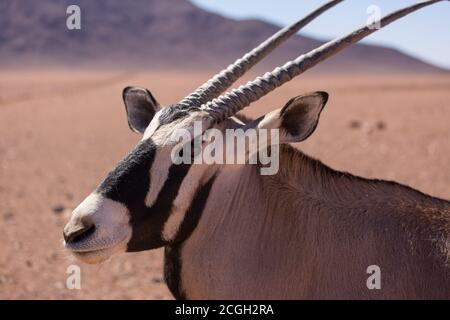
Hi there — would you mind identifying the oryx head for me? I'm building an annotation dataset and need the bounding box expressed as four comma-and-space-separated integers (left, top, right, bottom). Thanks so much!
63, 0, 444, 264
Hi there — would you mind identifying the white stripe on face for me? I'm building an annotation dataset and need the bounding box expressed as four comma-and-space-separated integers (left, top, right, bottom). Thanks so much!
145, 148, 173, 208
161, 165, 203, 241
162, 165, 216, 242
230, 116, 245, 126
142, 110, 162, 140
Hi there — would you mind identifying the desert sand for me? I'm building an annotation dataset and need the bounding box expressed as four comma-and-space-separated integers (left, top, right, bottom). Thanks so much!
0, 70, 449, 299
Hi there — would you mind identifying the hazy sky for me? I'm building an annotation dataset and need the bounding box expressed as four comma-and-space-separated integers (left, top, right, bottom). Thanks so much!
191, 0, 450, 69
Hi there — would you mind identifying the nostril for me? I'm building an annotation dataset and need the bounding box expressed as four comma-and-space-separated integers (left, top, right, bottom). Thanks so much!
64, 224, 96, 244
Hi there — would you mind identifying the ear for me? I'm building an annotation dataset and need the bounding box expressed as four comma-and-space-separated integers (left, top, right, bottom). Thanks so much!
256, 91, 328, 143
122, 86, 160, 133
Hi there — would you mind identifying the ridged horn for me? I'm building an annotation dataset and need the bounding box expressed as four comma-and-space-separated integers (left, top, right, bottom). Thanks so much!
178, 0, 345, 108
200, 0, 446, 122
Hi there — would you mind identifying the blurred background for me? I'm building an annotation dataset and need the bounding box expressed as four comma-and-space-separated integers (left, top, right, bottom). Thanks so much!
0, 0, 449, 299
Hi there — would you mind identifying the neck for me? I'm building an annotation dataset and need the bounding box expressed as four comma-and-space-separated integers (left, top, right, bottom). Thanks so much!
264, 144, 448, 213
170, 144, 450, 299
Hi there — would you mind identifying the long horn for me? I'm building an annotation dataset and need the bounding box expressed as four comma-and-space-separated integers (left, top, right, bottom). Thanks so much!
178, 0, 345, 108
201, 0, 446, 122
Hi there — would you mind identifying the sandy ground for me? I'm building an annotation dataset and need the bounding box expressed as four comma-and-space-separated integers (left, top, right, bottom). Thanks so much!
0, 70, 449, 299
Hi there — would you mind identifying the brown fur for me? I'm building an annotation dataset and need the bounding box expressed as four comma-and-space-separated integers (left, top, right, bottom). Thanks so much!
179, 143, 450, 299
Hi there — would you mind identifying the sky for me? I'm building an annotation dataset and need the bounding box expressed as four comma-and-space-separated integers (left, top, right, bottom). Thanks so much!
190, 0, 450, 69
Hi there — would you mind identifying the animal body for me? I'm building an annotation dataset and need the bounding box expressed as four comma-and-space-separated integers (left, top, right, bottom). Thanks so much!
63, 0, 450, 299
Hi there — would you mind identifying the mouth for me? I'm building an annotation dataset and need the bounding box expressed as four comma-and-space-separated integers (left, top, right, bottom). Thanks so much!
65, 233, 130, 264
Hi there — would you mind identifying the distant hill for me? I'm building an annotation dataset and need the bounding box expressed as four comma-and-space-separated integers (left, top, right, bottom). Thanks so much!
0, 0, 445, 73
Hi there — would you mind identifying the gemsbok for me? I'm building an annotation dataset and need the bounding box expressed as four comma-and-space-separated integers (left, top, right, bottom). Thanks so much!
63, 0, 450, 299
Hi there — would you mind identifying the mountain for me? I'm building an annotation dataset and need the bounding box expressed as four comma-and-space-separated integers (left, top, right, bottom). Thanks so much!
0, 0, 445, 73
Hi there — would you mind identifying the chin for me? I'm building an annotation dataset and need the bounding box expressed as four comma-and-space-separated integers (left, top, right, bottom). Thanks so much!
68, 238, 129, 264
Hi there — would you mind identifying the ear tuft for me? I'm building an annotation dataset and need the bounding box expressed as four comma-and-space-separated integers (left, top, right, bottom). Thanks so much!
280, 91, 329, 142
123, 86, 160, 134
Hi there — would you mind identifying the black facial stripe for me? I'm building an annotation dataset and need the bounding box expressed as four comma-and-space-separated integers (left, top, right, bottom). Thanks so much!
96, 138, 192, 251
97, 140, 156, 204
164, 173, 218, 300
170, 173, 217, 245
96, 135, 211, 252
127, 160, 192, 251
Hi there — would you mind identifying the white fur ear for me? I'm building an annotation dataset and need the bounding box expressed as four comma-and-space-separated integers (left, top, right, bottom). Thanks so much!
257, 91, 328, 143
123, 87, 160, 134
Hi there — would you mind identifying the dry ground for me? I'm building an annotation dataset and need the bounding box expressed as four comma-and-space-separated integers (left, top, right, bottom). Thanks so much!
0, 70, 449, 299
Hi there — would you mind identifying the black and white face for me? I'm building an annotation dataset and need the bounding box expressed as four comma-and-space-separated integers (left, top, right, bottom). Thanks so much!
63, 87, 328, 264
63, 87, 224, 264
